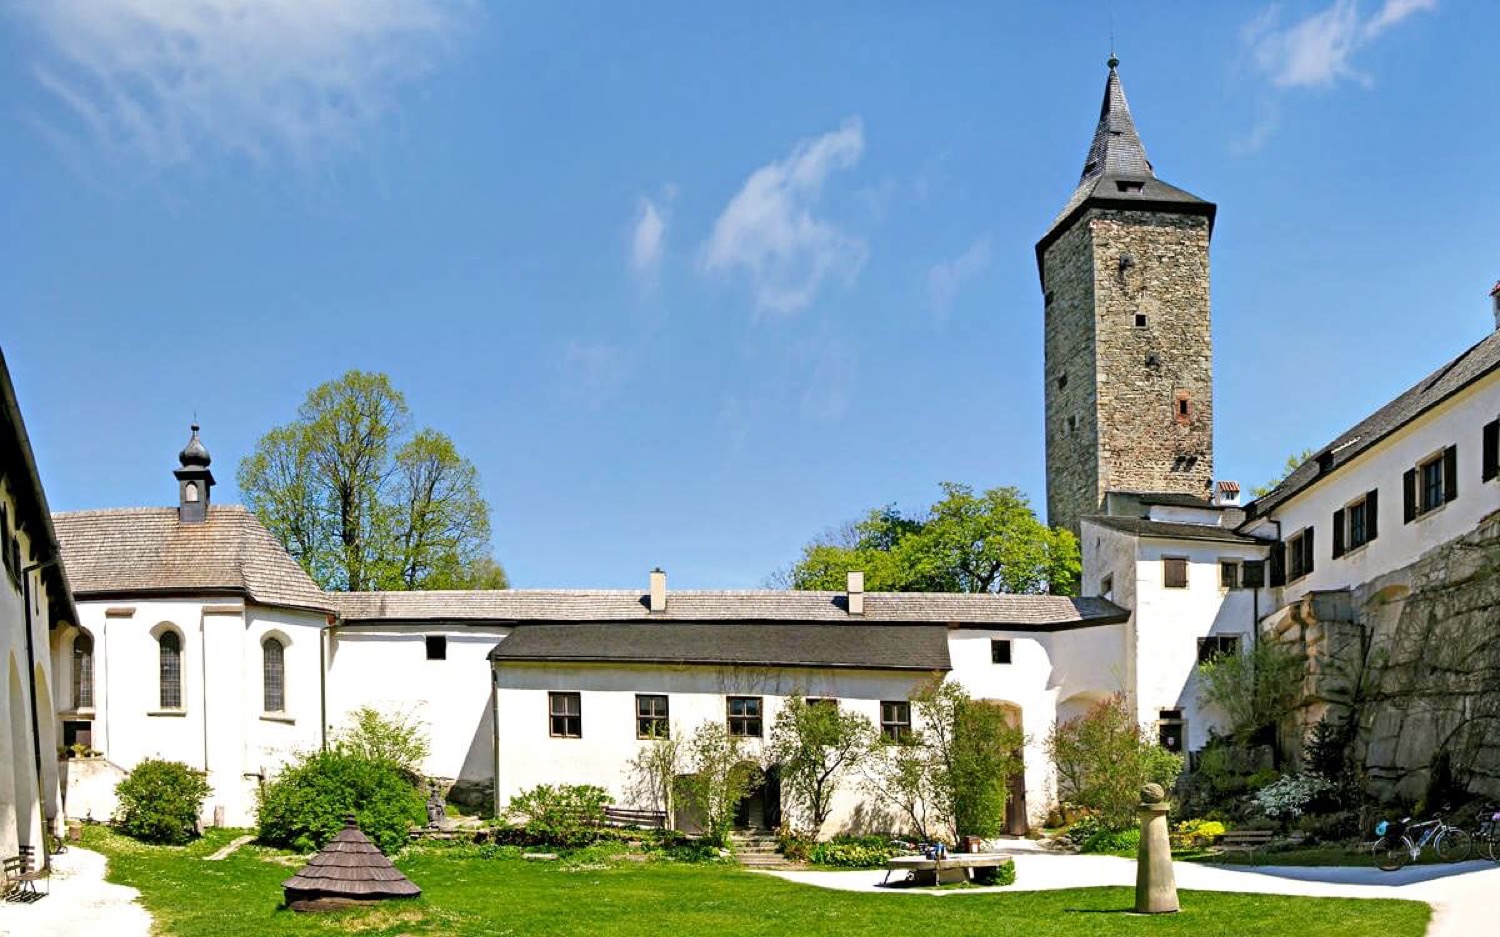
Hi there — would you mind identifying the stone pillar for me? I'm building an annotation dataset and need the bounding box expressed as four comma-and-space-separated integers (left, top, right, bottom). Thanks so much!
1134, 783, 1178, 914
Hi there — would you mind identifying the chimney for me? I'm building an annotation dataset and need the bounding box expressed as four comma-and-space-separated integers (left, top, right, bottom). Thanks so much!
648, 568, 667, 613
1491, 281, 1500, 331
846, 571, 864, 616
1213, 480, 1241, 508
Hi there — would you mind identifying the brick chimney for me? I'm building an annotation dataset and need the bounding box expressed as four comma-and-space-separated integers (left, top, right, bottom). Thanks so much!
846, 571, 865, 616
648, 568, 667, 613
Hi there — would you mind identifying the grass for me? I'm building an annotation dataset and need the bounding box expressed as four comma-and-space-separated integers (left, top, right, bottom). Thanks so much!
81, 826, 1431, 937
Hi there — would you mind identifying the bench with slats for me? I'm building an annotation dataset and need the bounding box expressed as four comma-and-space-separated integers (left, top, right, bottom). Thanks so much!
3, 847, 48, 901
602, 807, 667, 830
1215, 829, 1276, 862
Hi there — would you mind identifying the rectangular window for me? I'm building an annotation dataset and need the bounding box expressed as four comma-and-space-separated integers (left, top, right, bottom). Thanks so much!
549, 692, 581, 738
1197, 635, 1240, 663
1334, 488, 1379, 558
726, 696, 763, 737
1100, 573, 1114, 599
635, 694, 669, 739
1219, 561, 1239, 590
1421, 455, 1444, 513
1242, 559, 1265, 588
880, 701, 912, 742
1163, 557, 1188, 589
425, 635, 447, 660
1483, 418, 1499, 483
990, 639, 1012, 664
805, 697, 838, 710
1158, 710, 1185, 753
1287, 527, 1315, 581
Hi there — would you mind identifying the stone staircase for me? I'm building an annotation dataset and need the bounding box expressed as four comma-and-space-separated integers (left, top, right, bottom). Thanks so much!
728, 831, 795, 869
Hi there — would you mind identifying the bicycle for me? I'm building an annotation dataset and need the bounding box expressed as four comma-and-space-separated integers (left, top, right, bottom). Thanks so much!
1475, 807, 1500, 862
1372, 815, 1473, 870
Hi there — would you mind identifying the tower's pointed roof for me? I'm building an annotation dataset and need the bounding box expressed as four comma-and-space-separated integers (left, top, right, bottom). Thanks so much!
1036, 58, 1214, 272
281, 817, 421, 909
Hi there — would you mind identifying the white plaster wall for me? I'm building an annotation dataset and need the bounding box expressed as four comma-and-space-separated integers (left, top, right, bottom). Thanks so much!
1271, 375, 1500, 607
63, 597, 324, 827
493, 662, 933, 837
326, 625, 509, 788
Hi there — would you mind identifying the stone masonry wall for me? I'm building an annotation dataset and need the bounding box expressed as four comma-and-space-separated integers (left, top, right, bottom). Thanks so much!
1042, 207, 1213, 534
1300, 508, 1500, 802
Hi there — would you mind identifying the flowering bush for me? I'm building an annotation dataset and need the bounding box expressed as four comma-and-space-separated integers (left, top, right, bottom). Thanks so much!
1171, 818, 1227, 849
1253, 774, 1334, 822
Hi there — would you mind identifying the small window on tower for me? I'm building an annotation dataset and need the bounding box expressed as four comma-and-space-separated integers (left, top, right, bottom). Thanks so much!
1057, 373, 1068, 390
1175, 391, 1192, 425
425, 636, 447, 660
1067, 415, 1078, 434
1135, 313, 1148, 328
1116, 180, 1145, 194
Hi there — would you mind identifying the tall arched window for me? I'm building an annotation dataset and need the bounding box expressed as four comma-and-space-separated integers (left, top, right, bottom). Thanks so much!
262, 636, 285, 713
159, 630, 182, 709
72, 632, 94, 710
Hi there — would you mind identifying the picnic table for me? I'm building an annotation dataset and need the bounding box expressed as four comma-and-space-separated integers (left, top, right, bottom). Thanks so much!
883, 852, 1012, 886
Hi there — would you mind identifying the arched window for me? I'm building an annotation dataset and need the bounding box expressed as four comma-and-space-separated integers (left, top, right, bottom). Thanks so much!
72, 632, 94, 710
159, 630, 182, 709
262, 636, 285, 713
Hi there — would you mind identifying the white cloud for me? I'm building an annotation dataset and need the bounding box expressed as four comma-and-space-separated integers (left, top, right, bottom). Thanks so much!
1245, 0, 1436, 90
926, 237, 992, 314
701, 117, 867, 315
631, 196, 667, 278
15, 0, 464, 170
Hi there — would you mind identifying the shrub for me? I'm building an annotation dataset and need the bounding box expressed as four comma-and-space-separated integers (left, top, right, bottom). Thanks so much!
505, 784, 613, 847
1047, 694, 1183, 830
676, 721, 758, 846
1253, 773, 1334, 824
1171, 818, 1226, 850
114, 759, 212, 845
805, 835, 903, 868
335, 705, 431, 776
1080, 826, 1140, 854
257, 749, 426, 854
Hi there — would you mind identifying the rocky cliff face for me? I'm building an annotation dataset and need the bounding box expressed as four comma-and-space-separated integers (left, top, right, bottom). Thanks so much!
1297, 509, 1500, 802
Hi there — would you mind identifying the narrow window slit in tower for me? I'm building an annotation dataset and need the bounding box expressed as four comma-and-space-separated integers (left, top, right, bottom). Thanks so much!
1134, 313, 1148, 328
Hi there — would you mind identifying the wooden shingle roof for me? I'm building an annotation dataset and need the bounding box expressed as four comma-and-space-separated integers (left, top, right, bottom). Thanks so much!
52, 505, 331, 612
281, 819, 420, 908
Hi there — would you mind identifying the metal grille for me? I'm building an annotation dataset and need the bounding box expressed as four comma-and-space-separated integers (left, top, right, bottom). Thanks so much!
159, 631, 182, 709
72, 633, 94, 710
263, 637, 285, 713
549, 692, 581, 738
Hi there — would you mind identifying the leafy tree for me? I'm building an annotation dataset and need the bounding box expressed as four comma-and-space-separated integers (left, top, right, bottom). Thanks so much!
114, 758, 212, 844
1250, 448, 1318, 498
777, 483, 1079, 596
768, 696, 875, 834
335, 705, 432, 776
238, 370, 503, 591
1196, 639, 1306, 745
676, 721, 758, 845
625, 731, 681, 819
1047, 694, 1184, 830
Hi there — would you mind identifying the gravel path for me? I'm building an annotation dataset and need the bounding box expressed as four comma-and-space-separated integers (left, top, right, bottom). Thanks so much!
762, 848, 1500, 937
0, 847, 152, 937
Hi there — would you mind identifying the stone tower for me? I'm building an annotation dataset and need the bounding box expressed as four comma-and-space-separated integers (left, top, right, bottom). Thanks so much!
1037, 59, 1216, 534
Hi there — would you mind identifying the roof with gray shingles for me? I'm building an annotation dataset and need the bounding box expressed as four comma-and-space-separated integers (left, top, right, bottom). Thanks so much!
489, 621, 953, 672
1084, 515, 1270, 546
333, 589, 1128, 628
1249, 329, 1500, 516
52, 505, 331, 612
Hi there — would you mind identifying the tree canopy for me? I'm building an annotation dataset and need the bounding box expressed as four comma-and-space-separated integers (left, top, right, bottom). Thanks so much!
776, 482, 1079, 595
1250, 448, 1318, 498
238, 370, 505, 592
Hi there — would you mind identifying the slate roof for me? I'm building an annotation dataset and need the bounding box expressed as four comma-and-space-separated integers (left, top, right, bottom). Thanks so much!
1249, 329, 1500, 516
52, 505, 331, 612
1084, 515, 1269, 546
1037, 61, 1214, 269
282, 818, 420, 902
334, 589, 1128, 629
489, 621, 953, 672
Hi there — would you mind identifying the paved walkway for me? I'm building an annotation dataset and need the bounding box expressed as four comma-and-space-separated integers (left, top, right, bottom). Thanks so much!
0, 847, 152, 937
762, 844, 1500, 937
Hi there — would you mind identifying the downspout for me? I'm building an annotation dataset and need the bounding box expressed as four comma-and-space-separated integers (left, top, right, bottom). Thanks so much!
320, 617, 332, 752
22, 558, 58, 870
200, 609, 210, 774
490, 661, 501, 820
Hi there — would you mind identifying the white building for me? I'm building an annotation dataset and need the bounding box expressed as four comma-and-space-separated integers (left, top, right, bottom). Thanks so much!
1, 348, 77, 864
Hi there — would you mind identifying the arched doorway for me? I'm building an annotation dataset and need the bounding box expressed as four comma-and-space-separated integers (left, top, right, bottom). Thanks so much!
731, 762, 778, 831
992, 702, 1027, 836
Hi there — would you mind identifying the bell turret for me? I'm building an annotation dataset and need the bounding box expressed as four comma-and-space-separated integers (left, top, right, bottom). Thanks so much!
173, 423, 215, 523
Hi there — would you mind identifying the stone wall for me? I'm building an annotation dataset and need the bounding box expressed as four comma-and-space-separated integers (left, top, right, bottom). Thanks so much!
1041, 207, 1214, 534
1297, 508, 1500, 802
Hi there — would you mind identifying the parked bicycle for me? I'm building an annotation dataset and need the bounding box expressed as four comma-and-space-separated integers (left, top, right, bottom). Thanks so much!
1372, 815, 1472, 871
1475, 806, 1500, 862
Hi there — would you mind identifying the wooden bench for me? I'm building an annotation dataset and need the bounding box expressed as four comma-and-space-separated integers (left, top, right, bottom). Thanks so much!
603, 807, 667, 830
883, 852, 1012, 887
4, 847, 48, 902
1216, 830, 1276, 862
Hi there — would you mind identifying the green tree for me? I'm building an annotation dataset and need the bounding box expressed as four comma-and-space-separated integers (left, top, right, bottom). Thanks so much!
768, 696, 875, 834
1250, 448, 1318, 498
238, 370, 503, 591
1196, 638, 1306, 745
676, 721, 758, 845
778, 483, 1079, 596
335, 705, 432, 776
256, 749, 426, 854
1047, 694, 1184, 830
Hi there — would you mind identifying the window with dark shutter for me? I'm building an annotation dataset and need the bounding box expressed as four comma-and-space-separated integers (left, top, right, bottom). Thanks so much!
1444, 445, 1459, 503
1269, 543, 1286, 587
1243, 560, 1265, 588
1163, 557, 1188, 589
1366, 489, 1379, 541
1304, 526, 1315, 574
1332, 508, 1346, 558
1484, 419, 1500, 482
1403, 468, 1418, 523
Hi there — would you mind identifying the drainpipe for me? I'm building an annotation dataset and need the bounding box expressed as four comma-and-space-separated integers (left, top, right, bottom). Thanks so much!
320, 617, 334, 752
22, 558, 58, 871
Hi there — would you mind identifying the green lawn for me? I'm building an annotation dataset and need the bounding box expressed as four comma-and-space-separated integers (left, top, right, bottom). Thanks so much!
83, 827, 1430, 937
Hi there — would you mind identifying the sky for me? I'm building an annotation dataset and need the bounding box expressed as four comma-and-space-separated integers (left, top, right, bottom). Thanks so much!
2, 1, 1494, 590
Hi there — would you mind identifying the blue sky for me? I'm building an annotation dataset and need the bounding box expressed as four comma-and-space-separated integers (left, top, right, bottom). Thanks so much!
2, 1, 1493, 589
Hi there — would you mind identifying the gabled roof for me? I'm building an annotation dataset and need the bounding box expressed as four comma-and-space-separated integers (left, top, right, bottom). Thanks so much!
334, 589, 1128, 630
1084, 515, 1270, 547
1036, 60, 1214, 270
1248, 328, 1500, 516
52, 505, 331, 612
490, 622, 953, 672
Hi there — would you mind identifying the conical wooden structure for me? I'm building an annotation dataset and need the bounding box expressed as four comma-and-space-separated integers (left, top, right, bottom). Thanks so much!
281, 817, 421, 912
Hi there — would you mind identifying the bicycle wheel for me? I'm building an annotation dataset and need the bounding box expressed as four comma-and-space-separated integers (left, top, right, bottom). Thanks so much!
1374, 836, 1411, 871
1435, 828, 1473, 862
1485, 831, 1500, 862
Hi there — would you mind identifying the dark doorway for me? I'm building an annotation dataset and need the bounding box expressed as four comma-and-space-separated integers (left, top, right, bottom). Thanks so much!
732, 763, 779, 831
